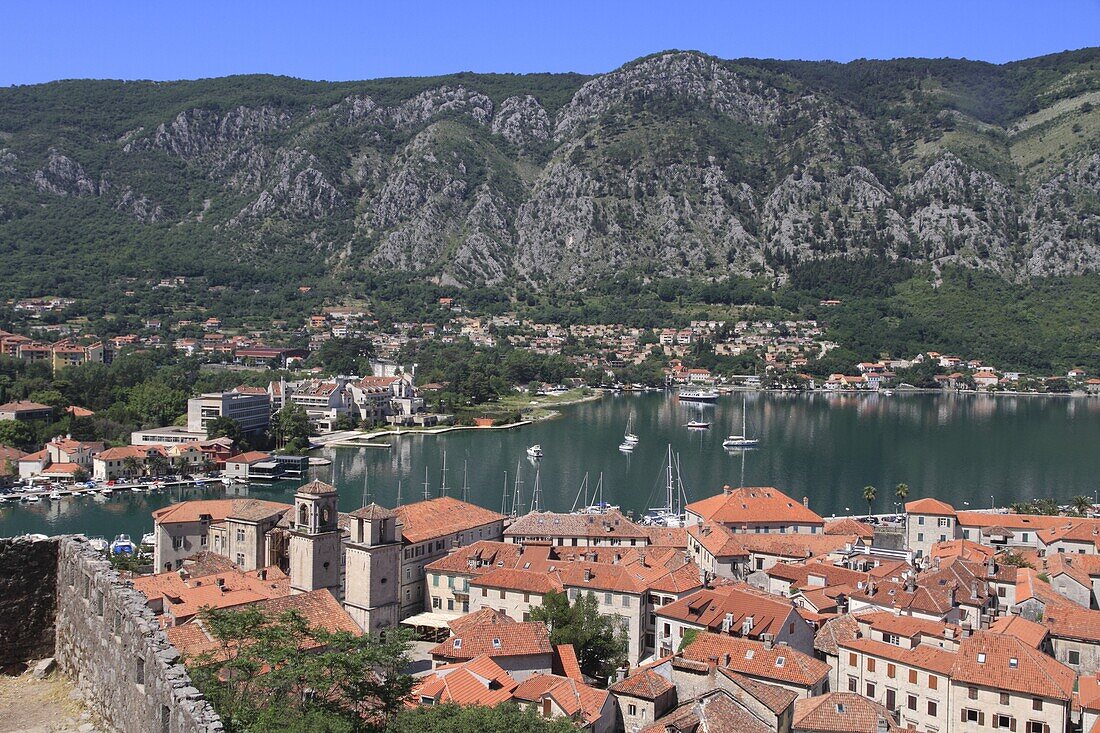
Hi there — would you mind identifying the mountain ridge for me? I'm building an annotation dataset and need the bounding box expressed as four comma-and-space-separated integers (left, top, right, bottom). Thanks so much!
0, 48, 1097, 295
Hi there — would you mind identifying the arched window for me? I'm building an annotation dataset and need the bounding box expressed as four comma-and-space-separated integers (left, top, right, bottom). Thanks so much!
298, 504, 309, 528
321, 507, 331, 526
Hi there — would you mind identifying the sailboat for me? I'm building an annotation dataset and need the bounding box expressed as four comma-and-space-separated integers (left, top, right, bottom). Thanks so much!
641, 445, 690, 527
623, 415, 640, 445
570, 472, 618, 515
723, 394, 760, 448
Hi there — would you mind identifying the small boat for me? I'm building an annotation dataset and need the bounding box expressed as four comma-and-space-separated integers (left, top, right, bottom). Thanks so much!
23, 494, 41, 503
141, 532, 155, 548
678, 387, 719, 403
618, 441, 635, 453
99, 488, 113, 496
685, 420, 710, 429
220, 477, 234, 486
48, 491, 62, 501
110, 534, 136, 555
882, 389, 894, 396
87, 537, 109, 553
526, 445, 544, 459
130, 486, 145, 493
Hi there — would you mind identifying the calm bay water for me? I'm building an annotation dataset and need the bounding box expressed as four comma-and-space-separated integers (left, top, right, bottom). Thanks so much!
5, 391, 1100, 541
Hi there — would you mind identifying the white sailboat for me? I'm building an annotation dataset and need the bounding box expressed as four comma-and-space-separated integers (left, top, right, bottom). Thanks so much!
723, 395, 760, 449
623, 415, 640, 445
641, 445, 690, 527
570, 472, 619, 514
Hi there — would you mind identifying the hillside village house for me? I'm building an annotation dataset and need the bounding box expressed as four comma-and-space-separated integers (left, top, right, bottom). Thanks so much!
685, 485, 826, 534
0, 400, 53, 422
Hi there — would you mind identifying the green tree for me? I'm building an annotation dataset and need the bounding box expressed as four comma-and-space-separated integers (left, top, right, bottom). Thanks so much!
311, 338, 374, 377
0, 420, 36, 450
206, 416, 244, 447
1070, 495, 1093, 516
529, 589, 628, 684
863, 485, 878, 518
389, 703, 577, 733
895, 483, 909, 503
190, 606, 414, 733
122, 456, 143, 478
274, 403, 312, 451
127, 381, 188, 427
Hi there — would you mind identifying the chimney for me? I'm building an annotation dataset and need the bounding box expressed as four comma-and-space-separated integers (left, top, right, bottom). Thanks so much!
961, 620, 972, 637
986, 557, 996, 577
945, 627, 955, 640
723, 484, 733, 495
803, 496, 809, 508
763, 634, 774, 650
723, 653, 732, 667
742, 616, 755, 635
584, 568, 592, 582
258, 569, 267, 581
876, 716, 889, 733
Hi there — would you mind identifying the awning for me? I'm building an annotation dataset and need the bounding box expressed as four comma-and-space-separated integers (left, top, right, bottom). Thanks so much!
400, 611, 460, 629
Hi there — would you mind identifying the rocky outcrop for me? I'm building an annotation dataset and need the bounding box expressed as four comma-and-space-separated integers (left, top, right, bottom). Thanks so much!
1025, 153, 1100, 276
33, 150, 101, 196
491, 95, 551, 148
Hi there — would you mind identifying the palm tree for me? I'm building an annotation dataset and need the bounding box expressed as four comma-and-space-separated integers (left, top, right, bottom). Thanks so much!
895, 483, 909, 502
1071, 495, 1093, 517
863, 485, 878, 519
147, 454, 169, 477
122, 456, 143, 479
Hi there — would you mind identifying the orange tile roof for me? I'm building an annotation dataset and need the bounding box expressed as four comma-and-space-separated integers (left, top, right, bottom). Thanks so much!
656, 583, 797, 638
431, 620, 552, 661
957, 511, 1072, 531
930, 539, 996, 563
905, 497, 956, 515
951, 631, 1075, 700
425, 541, 524, 574
989, 615, 1049, 648
1044, 607, 1100, 644
166, 589, 359, 662
794, 692, 902, 733
397, 496, 505, 544
689, 522, 747, 558
471, 567, 563, 595
839, 637, 955, 675
679, 631, 830, 688
413, 655, 518, 706
505, 509, 648, 541
448, 608, 516, 634
511, 674, 608, 726
554, 644, 584, 683
609, 669, 674, 699
226, 450, 272, 464
686, 486, 824, 526
734, 532, 856, 560
154, 499, 290, 525
825, 517, 874, 540
641, 688, 774, 733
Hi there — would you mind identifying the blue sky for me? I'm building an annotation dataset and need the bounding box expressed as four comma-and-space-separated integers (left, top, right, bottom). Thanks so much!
1, 1, 1097, 85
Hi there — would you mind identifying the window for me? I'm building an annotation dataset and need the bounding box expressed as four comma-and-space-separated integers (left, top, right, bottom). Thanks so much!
918, 516, 926, 525
907, 695, 917, 711
927, 701, 937, 717
887, 663, 896, 678
432, 598, 441, 609
235, 553, 244, 566
498, 589, 505, 600
236, 528, 245, 542
909, 670, 918, 684
886, 689, 896, 711
1000, 693, 1010, 705
969, 687, 978, 700
866, 682, 876, 698
928, 675, 938, 690
628, 704, 637, 716
849, 652, 857, 666
918, 533, 924, 542
172, 537, 183, 550
1032, 699, 1043, 712
200, 535, 207, 547
1009, 657, 1018, 669
993, 714, 1013, 730
624, 595, 631, 608
135, 656, 145, 686
605, 592, 613, 605
867, 658, 875, 672
1069, 650, 1081, 665
964, 709, 981, 723
1027, 723, 1044, 733
432, 575, 439, 587
848, 676, 858, 692
884, 633, 901, 646
938, 517, 950, 527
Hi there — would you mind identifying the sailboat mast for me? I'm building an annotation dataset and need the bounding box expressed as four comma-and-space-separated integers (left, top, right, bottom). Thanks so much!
440, 450, 448, 497
571, 472, 589, 513
511, 460, 524, 517
532, 466, 542, 513
462, 459, 469, 503
396, 479, 403, 507
665, 444, 674, 512
422, 466, 430, 501
501, 471, 509, 515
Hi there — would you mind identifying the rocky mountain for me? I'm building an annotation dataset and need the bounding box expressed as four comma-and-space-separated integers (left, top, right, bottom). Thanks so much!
0, 49, 1097, 294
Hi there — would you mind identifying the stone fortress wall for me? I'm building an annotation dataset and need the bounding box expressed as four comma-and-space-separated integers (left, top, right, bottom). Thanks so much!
0, 536, 224, 733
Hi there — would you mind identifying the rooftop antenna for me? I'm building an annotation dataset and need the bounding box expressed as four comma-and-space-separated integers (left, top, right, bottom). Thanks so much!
461, 459, 469, 503
422, 465, 431, 501
440, 450, 449, 497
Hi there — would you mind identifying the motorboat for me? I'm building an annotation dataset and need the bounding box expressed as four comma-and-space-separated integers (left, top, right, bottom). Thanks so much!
110, 534, 136, 555
87, 537, 109, 553
48, 491, 62, 501
220, 477, 234, 486
678, 386, 719, 403
141, 532, 155, 548
685, 420, 710, 429
526, 445, 544, 459
23, 494, 41, 503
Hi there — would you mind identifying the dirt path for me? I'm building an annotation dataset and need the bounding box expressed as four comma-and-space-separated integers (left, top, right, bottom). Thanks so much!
0, 667, 107, 733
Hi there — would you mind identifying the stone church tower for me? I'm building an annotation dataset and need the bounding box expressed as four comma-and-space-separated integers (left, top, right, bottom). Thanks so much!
289, 479, 343, 595
343, 503, 401, 633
